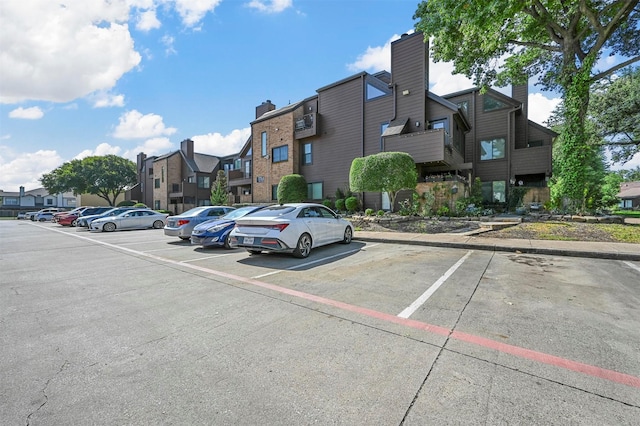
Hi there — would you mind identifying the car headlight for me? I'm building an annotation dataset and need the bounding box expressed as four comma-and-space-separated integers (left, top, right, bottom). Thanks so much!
207, 224, 227, 232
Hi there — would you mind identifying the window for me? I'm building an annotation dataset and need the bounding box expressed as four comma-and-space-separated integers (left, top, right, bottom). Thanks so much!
161, 166, 165, 183
380, 122, 389, 151
307, 182, 323, 200
456, 100, 469, 117
154, 200, 161, 209
234, 159, 241, 169
527, 140, 543, 148
302, 143, 312, 165
154, 179, 160, 188
261, 131, 267, 157
198, 176, 210, 189
272, 145, 288, 163
620, 199, 632, 209
245, 160, 251, 177
481, 181, 506, 203
366, 82, 388, 100
480, 138, 506, 160
483, 95, 508, 112
148, 167, 153, 176
271, 184, 278, 200
428, 118, 448, 131
4, 198, 18, 205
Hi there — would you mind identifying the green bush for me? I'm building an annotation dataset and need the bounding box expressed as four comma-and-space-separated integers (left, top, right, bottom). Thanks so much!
377, 210, 385, 216
133, 202, 148, 208
345, 196, 359, 213
436, 205, 450, 216
335, 198, 345, 212
322, 199, 333, 209
117, 200, 137, 207
277, 174, 307, 203
365, 208, 374, 216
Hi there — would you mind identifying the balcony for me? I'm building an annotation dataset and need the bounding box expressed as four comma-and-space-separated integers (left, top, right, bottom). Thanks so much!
384, 129, 451, 164
227, 169, 252, 186
511, 145, 552, 175
294, 113, 318, 139
168, 182, 196, 198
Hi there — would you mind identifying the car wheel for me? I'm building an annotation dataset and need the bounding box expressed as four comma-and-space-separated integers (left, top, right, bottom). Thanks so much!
293, 233, 312, 258
71, 219, 77, 227
247, 250, 262, 255
341, 226, 353, 244
223, 233, 232, 249
103, 222, 116, 232
153, 220, 164, 229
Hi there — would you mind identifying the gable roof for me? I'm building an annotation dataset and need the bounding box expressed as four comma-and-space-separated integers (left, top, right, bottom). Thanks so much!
618, 181, 640, 198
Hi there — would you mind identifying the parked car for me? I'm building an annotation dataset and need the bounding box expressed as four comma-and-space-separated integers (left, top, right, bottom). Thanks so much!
90, 209, 169, 232
53, 206, 92, 223
190, 205, 269, 249
76, 207, 142, 229
229, 203, 354, 258
23, 211, 39, 220
164, 206, 236, 240
57, 207, 113, 227
31, 208, 64, 221
17, 211, 37, 220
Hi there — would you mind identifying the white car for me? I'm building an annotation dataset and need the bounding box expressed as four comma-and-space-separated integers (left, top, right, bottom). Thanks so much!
90, 209, 169, 232
229, 203, 353, 258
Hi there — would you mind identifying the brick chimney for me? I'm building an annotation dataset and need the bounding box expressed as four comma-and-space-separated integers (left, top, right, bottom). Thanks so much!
512, 82, 528, 118
256, 100, 276, 119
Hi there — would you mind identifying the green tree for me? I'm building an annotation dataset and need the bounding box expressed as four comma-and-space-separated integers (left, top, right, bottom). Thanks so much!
210, 170, 229, 205
601, 172, 623, 209
349, 152, 418, 212
414, 0, 640, 212
40, 155, 136, 206
589, 67, 640, 164
277, 174, 307, 203
616, 166, 640, 181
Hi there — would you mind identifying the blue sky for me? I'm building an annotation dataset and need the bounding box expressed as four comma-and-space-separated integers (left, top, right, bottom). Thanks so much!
1, 0, 634, 193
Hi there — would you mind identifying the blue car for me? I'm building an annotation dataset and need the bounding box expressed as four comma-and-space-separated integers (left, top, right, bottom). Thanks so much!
190, 205, 268, 248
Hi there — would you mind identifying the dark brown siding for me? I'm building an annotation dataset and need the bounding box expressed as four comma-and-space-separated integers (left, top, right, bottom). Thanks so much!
384, 130, 445, 163
391, 32, 428, 132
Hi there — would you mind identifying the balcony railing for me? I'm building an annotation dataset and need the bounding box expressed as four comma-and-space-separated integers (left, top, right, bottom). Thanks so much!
294, 112, 318, 139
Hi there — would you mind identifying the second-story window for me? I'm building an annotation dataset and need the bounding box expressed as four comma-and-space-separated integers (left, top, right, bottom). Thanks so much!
245, 160, 251, 177
302, 143, 312, 165
261, 131, 267, 157
272, 145, 288, 163
480, 137, 506, 160
198, 176, 210, 189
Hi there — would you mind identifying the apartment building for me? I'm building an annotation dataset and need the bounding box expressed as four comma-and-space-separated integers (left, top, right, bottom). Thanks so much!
250, 31, 556, 211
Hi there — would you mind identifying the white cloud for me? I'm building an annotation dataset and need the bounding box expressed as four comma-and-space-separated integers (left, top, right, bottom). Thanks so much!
113, 110, 177, 139
527, 93, 562, 126
245, 0, 292, 13
74, 143, 123, 160
136, 9, 161, 31
91, 92, 126, 108
173, 0, 223, 26
192, 128, 251, 156
161, 35, 177, 56
0, 148, 63, 192
0, 0, 141, 104
123, 137, 175, 160
8, 106, 44, 119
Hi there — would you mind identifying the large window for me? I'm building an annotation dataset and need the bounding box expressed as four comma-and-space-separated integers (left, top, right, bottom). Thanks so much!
154, 178, 160, 188
483, 95, 508, 112
302, 143, 312, 165
271, 184, 278, 200
261, 131, 267, 157
480, 138, 506, 160
198, 176, 210, 189
272, 145, 288, 163
307, 182, 323, 200
245, 160, 251, 177
481, 181, 506, 203
366, 82, 388, 100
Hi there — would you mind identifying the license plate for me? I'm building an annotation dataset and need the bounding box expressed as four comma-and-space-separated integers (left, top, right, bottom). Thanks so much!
243, 237, 254, 244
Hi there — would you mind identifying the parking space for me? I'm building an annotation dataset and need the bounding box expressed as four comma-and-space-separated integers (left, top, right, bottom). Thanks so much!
2, 220, 639, 424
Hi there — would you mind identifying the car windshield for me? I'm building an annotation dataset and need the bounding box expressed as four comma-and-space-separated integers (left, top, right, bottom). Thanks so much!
180, 206, 212, 216
221, 206, 264, 220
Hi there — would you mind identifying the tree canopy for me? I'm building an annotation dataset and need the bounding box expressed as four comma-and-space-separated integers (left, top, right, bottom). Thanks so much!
277, 174, 308, 203
589, 66, 640, 164
349, 152, 418, 212
414, 0, 640, 212
40, 155, 136, 206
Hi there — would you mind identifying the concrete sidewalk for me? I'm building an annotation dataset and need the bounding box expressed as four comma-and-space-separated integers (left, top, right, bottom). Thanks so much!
354, 230, 640, 261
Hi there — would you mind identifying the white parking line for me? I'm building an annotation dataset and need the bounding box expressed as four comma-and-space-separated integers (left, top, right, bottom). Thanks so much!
180, 253, 236, 263
252, 244, 380, 279
623, 261, 640, 273
397, 250, 473, 319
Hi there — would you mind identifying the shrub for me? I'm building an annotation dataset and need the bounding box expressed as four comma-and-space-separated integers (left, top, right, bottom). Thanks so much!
117, 200, 137, 207
365, 208, 374, 216
422, 191, 435, 216
322, 199, 333, 209
133, 202, 148, 208
436, 205, 450, 216
345, 196, 359, 213
377, 209, 385, 216
335, 198, 345, 212
277, 174, 307, 203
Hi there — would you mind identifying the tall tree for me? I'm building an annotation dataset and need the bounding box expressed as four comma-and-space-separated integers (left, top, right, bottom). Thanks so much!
210, 170, 229, 205
349, 152, 418, 212
414, 0, 640, 212
40, 155, 136, 206
589, 67, 640, 164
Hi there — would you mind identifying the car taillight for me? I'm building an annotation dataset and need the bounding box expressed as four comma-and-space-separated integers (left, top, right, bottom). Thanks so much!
268, 224, 289, 232
178, 220, 190, 226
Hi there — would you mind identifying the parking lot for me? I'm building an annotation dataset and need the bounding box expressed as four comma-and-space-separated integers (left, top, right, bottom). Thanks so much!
2, 220, 639, 425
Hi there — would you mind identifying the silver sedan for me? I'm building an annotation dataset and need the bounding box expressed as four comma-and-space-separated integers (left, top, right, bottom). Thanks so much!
90, 209, 169, 232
